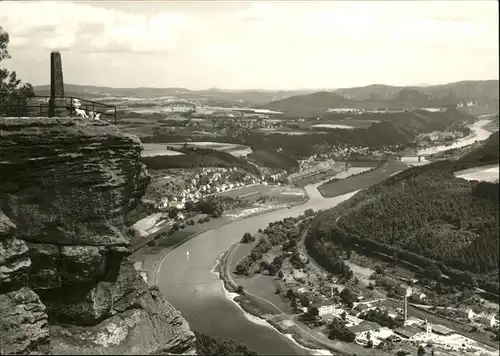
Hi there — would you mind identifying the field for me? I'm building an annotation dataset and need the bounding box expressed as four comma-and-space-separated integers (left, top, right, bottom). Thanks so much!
318, 161, 407, 197
119, 124, 157, 137
302, 118, 376, 130
293, 169, 344, 187
257, 128, 326, 136
135, 214, 232, 251
311, 124, 355, 130
218, 184, 305, 204
167, 142, 253, 157
454, 164, 499, 182
142, 143, 185, 157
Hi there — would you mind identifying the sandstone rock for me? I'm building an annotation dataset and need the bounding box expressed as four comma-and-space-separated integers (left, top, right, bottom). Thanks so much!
50, 261, 195, 355
39, 281, 114, 325
60, 245, 107, 284
0, 118, 194, 355
0, 287, 50, 355
26, 242, 61, 289
0, 118, 148, 246
0, 237, 30, 288
0, 210, 16, 236
0, 212, 30, 290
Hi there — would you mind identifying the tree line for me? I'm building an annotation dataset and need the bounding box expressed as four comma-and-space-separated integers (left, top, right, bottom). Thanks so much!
194, 331, 257, 355
236, 210, 316, 276
141, 148, 260, 176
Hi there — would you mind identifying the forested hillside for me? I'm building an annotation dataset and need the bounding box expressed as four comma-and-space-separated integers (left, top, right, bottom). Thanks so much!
306, 132, 499, 294
141, 147, 261, 175
263, 80, 499, 117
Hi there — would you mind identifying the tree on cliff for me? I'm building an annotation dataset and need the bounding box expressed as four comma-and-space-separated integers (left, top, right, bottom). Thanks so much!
0, 26, 35, 117
193, 331, 258, 356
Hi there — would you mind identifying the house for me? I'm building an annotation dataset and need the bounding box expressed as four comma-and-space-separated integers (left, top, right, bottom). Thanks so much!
416, 293, 427, 301
310, 300, 339, 317
457, 308, 475, 320
348, 321, 382, 335
351, 303, 370, 316
473, 313, 498, 327
430, 324, 454, 336
301, 291, 317, 303
394, 325, 422, 339
396, 284, 412, 297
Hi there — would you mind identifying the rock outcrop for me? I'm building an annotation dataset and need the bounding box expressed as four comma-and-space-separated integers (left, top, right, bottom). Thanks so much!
0, 118, 195, 354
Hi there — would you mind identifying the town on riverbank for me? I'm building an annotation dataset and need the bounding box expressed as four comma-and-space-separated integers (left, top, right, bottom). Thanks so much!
220, 207, 499, 356
212, 121, 499, 356
131, 116, 498, 355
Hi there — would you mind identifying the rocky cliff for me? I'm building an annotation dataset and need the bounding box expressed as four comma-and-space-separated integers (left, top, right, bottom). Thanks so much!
0, 118, 195, 355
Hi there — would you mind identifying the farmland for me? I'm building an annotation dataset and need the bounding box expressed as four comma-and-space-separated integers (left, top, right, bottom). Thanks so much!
167, 142, 253, 157
142, 143, 185, 157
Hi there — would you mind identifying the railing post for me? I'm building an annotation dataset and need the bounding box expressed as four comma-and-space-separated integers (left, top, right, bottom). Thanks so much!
114, 107, 117, 125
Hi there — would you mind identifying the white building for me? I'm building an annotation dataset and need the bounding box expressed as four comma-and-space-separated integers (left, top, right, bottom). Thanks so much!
310, 301, 339, 317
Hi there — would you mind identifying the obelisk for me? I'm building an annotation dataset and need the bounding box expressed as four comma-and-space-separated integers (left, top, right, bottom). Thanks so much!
48, 51, 67, 117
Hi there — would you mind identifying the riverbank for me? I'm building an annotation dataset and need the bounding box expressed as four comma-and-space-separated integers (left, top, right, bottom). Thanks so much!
215, 246, 347, 356
318, 160, 407, 198
143, 118, 497, 355
216, 244, 385, 356
133, 186, 310, 284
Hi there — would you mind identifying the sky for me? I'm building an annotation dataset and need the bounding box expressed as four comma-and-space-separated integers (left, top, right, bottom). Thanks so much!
0, 0, 498, 90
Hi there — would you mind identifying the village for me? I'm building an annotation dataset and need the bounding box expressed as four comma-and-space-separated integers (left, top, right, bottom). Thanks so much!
228, 213, 500, 356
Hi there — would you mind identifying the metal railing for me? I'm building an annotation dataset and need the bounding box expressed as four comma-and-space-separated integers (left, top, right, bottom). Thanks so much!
0, 95, 117, 124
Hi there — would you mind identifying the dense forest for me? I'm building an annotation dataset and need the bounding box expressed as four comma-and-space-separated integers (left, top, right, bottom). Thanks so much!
193, 331, 258, 355
140, 147, 260, 175
306, 132, 499, 294
247, 148, 300, 172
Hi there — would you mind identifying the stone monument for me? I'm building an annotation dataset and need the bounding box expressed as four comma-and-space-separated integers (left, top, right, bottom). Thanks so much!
48, 51, 68, 117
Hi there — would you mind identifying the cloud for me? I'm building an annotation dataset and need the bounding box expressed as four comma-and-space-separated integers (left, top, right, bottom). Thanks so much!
0, 0, 497, 89
0, 1, 189, 53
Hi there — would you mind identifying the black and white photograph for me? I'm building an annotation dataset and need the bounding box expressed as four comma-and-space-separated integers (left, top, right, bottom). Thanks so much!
0, 1, 498, 355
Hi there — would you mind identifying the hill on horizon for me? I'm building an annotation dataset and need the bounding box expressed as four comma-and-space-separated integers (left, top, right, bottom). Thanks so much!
32, 80, 499, 115
261, 80, 499, 117
32, 84, 320, 106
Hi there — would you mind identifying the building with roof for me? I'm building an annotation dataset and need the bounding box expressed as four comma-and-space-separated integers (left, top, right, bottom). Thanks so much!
347, 321, 382, 335
310, 300, 340, 317
430, 324, 454, 336
394, 325, 422, 339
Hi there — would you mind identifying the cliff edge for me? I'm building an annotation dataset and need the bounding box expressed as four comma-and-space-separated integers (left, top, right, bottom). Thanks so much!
0, 118, 195, 355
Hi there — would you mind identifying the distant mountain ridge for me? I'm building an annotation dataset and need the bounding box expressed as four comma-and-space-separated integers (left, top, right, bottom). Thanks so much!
262, 80, 499, 117
33, 80, 499, 115
32, 84, 320, 106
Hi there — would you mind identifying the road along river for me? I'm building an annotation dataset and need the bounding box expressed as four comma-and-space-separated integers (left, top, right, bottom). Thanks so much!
138, 119, 496, 355
149, 180, 359, 355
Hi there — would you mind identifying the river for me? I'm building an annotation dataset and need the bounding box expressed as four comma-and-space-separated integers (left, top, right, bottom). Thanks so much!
145, 119, 495, 355
417, 119, 494, 155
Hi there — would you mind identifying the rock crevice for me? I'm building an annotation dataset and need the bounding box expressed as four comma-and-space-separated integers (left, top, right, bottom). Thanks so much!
0, 118, 195, 355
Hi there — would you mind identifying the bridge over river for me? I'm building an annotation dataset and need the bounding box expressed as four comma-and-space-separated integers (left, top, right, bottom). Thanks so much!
396, 151, 431, 162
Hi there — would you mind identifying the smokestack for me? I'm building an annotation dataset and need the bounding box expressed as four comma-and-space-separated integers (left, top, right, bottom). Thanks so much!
404, 286, 412, 324
404, 295, 408, 323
